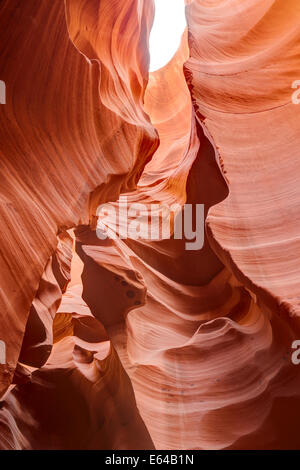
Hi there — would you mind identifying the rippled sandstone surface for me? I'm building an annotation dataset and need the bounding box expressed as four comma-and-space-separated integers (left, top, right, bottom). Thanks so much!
0, 0, 300, 450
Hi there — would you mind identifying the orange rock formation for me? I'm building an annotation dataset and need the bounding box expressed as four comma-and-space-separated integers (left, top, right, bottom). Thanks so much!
0, 0, 300, 450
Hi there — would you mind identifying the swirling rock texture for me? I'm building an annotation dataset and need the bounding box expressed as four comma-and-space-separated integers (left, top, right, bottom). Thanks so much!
0, 0, 300, 450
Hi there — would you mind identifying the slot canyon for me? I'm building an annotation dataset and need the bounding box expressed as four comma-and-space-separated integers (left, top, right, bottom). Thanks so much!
0, 0, 300, 450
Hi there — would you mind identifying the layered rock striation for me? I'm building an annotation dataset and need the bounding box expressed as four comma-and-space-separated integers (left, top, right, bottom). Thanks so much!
0, 0, 299, 450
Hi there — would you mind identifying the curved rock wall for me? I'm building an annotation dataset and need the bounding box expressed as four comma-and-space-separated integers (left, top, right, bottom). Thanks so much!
0, 0, 300, 450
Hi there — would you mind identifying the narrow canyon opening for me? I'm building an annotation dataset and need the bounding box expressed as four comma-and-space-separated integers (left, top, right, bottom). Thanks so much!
149, 0, 187, 72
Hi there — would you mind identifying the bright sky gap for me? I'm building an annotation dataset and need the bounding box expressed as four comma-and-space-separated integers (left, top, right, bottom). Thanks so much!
149, 0, 187, 72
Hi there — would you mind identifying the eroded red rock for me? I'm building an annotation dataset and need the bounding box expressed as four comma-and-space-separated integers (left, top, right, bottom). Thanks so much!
0, 0, 300, 450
